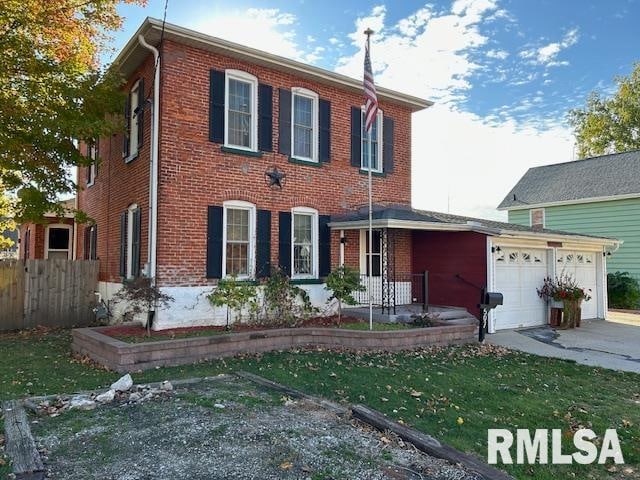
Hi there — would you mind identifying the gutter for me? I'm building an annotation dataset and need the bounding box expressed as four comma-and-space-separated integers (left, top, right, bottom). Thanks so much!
137, 35, 160, 286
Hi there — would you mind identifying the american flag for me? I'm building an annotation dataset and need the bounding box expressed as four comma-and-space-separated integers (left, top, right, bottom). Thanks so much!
363, 36, 378, 133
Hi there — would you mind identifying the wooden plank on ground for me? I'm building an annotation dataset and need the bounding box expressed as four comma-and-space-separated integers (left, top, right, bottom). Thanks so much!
351, 404, 513, 480
2, 400, 45, 480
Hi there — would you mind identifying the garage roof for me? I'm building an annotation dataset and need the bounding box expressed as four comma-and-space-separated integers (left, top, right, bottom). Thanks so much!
498, 150, 640, 210
329, 205, 619, 246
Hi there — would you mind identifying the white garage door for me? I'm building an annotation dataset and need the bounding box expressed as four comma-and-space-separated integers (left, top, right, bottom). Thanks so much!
494, 248, 549, 330
556, 251, 598, 319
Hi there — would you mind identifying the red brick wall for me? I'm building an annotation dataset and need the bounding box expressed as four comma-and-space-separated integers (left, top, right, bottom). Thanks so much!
78, 38, 415, 287
412, 231, 487, 317
156, 40, 414, 286
76, 55, 156, 281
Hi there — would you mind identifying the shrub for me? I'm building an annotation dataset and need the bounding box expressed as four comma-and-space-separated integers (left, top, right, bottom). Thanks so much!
260, 267, 317, 327
207, 277, 257, 329
607, 271, 640, 310
111, 277, 174, 334
325, 266, 365, 324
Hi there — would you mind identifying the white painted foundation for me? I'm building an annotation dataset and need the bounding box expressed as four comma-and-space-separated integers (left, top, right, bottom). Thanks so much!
98, 281, 338, 330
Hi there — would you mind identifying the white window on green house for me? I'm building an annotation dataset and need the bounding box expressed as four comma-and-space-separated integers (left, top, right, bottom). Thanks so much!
223, 201, 255, 278
225, 70, 258, 151
291, 88, 318, 162
530, 208, 545, 228
361, 108, 383, 172
292, 207, 318, 278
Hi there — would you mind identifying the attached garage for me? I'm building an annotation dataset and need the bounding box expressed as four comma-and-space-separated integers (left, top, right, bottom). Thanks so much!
488, 239, 609, 332
493, 248, 549, 329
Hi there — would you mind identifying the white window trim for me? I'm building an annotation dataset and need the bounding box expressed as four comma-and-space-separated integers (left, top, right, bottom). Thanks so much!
359, 229, 382, 276
360, 107, 384, 173
44, 223, 72, 260
224, 69, 258, 152
126, 79, 141, 163
222, 200, 256, 279
529, 208, 546, 228
126, 204, 138, 279
87, 143, 97, 187
291, 87, 319, 163
291, 207, 319, 279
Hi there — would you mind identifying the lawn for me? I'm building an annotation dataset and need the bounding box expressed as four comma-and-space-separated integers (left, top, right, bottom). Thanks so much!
1, 328, 639, 480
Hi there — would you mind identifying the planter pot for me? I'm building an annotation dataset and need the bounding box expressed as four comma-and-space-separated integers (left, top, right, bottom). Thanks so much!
549, 307, 563, 327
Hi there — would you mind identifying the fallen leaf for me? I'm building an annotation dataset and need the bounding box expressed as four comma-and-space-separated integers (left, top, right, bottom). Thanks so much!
279, 461, 293, 470
410, 390, 422, 398
456, 417, 464, 425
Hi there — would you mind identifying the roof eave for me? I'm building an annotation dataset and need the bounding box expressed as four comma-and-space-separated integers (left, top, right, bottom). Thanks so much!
115, 18, 432, 112
498, 192, 640, 211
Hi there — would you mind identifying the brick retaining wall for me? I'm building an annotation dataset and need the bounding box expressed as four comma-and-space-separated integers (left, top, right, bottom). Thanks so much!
72, 324, 477, 372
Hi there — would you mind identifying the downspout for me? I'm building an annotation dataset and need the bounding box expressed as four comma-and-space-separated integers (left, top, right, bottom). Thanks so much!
138, 34, 160, 328
138, 34, 160, 286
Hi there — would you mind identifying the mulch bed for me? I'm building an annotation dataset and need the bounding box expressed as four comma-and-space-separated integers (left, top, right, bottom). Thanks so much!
101, 315, 368, 339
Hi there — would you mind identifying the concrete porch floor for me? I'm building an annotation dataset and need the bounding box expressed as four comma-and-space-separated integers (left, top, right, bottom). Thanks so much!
346, 304, 478, 326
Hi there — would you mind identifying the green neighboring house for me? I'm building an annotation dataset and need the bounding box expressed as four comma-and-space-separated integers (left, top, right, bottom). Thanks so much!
498, 150, 640, 280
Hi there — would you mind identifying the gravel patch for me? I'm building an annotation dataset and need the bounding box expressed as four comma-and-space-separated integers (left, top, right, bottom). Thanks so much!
31, 376, 481, 480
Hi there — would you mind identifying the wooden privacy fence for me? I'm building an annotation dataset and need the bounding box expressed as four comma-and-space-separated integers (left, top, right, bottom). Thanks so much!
0, 259, 99, 331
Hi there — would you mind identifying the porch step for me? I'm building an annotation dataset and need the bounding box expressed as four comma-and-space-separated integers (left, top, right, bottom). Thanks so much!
429, 308, 478, 327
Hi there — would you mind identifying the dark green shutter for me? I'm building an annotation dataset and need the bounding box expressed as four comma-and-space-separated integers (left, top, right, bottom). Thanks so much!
278, 88, 291, 156
137, 78, 145, 149
319, 215, 331, 277
123, 93, 131, 158
84, 227, 91, 260
209, 70, 225, 143
131, 209, 141, 277
206, 206, 223, 278
319, 99, 331, 162
258, 84, 273, 152
383, 116, 394, 173
256, 209, 271, 278
350, 106, 361, 167
278, 211, 291, 276
91, 225, 98, 260
119, 211, 127, 277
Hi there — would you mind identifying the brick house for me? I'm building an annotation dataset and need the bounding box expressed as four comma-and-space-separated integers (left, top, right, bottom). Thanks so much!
79, 18, 619, 331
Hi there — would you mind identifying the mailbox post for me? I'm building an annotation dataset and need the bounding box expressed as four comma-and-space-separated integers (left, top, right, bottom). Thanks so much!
477, 290, 503, 342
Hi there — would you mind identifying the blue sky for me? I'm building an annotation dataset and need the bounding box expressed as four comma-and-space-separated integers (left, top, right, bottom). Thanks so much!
109, 0, 640, 218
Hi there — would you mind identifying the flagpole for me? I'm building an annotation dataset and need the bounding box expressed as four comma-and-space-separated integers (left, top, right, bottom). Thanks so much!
365, 28, 374, 332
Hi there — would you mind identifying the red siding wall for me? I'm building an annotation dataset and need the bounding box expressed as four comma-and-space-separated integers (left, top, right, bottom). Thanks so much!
412, 231, 487, 317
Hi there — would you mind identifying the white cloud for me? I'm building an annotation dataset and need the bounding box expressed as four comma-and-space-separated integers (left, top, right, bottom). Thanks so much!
334, 3, 575, 219
519, 28, 579, 67
191, 8, 315, 61
486, 49, 509, 59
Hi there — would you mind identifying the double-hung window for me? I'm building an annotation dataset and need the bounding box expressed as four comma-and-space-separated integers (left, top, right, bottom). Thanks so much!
225, 70, 258, 151
361, 108, 383, 172
45, 224, 72, 260
291, 88, 319, 162
223, 201, 255, 278
292, 207, 318, 278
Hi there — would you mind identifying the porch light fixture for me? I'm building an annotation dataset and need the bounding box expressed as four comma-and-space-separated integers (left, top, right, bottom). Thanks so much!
265, 166, 286, 190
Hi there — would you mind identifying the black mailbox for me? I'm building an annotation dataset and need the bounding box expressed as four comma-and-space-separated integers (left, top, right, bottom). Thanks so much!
482, 292, 503, 309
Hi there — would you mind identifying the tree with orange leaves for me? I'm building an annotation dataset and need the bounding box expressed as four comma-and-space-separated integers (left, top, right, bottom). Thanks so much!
0, 0, 146, 224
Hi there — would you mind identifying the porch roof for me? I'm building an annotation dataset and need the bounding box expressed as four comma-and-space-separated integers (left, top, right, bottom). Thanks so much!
328, 205, 620, 247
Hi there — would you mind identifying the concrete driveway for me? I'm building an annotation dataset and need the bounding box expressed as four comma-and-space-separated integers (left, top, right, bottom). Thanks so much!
487, 319, 640, 373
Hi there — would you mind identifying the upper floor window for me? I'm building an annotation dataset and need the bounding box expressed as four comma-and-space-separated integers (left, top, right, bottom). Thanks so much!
225, 70, 258, 151
530, 208, 545, 228
223, 200, 256, 278
292, 207, 318, 279
361, 108, 383, 172
124, 79, 142, 161
291, 88, 319, 162
86, 141, 98, 187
